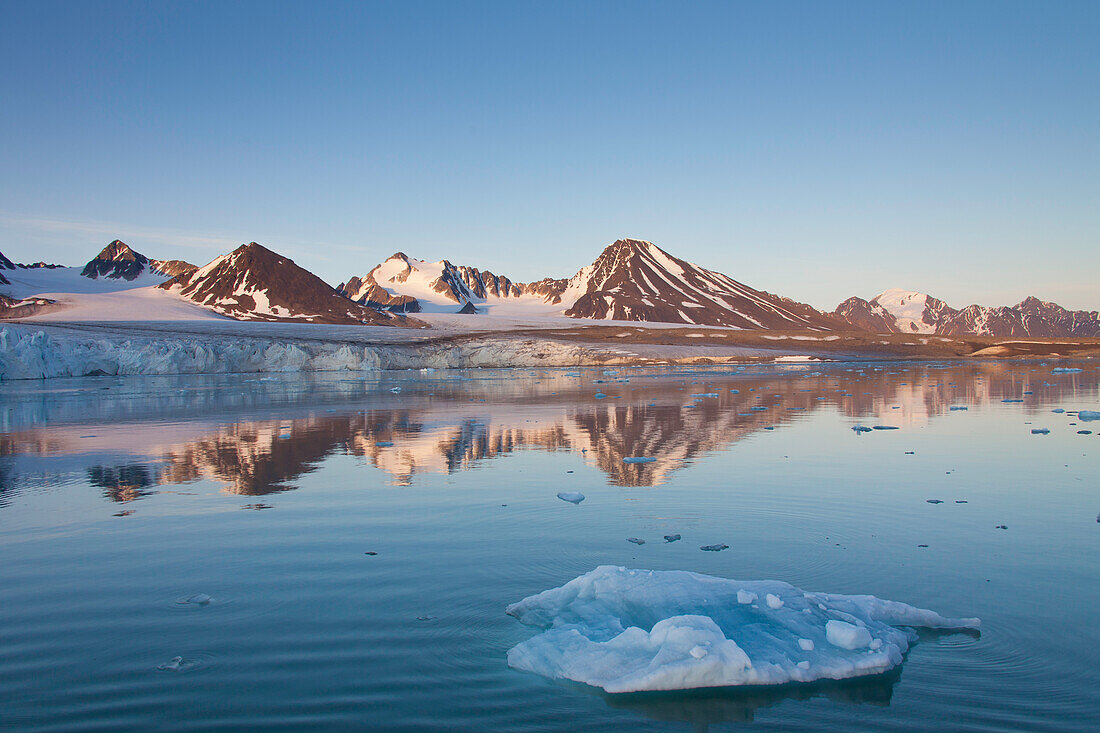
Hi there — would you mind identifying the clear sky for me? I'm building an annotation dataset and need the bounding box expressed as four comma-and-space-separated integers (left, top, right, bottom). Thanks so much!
1, 0, 1097, 310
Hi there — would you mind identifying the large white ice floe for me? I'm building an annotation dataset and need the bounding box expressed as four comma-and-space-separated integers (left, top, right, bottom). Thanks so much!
505, 566, 979, 694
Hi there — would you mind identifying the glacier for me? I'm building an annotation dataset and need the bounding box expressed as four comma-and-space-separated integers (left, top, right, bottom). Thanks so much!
505, 566, 979, 694
0, 326, 623, 380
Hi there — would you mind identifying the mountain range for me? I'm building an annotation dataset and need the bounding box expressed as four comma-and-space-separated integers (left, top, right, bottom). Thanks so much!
1, 239, 1096, 337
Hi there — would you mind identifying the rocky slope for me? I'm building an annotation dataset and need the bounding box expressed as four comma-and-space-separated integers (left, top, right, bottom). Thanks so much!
161, 243, 425, 326
834, 290, 1099, 337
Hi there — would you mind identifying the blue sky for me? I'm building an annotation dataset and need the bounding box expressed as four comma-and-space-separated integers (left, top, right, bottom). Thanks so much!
1, 0, 1097, 310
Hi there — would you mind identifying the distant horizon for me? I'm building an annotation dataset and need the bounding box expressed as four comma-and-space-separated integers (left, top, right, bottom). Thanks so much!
2, 1, 1097, 311
1, 228, 1095, 314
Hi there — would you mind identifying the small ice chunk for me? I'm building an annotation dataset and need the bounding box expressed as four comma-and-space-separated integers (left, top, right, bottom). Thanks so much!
623, 457, 657, 464
949, 406, 968, 411
765, 593, 784, 609
1031, 428, 1050, 435
1051, 367, 1082, 374
700, 544, 728, 552
627, 537, 645, 545
927, 499, 944, 504
375, 441, 394, 447
798, 638, 815, 651
826, 620, 873, 650
872, 425, 899, 430
1052, 408, 1065, 413
852, 425, 872, 433
1078, 410, 1100, 421
157, 656, 197, 671
737, 590, 757, 604
664, 534, 681, 543
595, 392, 607, 399
182, 593, 212, 606
557, 492, 585, 504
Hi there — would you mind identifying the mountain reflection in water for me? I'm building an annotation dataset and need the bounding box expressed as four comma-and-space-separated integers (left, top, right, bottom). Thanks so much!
1, 360, 1091, 503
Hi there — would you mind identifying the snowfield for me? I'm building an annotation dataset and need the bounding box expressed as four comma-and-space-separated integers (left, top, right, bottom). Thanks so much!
506, 566, 979, 693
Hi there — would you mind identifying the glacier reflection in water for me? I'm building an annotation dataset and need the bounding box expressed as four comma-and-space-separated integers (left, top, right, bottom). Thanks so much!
0, 361, 1097, 731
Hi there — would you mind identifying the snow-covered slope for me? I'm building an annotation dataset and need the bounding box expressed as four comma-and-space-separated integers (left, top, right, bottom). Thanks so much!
162, 242, 426, 326
339, 253, 536, 314
0, 262, 168, 300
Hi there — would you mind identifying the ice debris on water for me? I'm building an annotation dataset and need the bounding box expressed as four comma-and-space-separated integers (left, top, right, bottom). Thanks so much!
1031, 428, 1050, 435
700, 544, 729, 552
664, 534, 681, 543
927, 499, 944, 504
872, 425, 899, 430
949, 406, 968, 411
1052, 408, 1065, 413
627, 537, 646, 545
180, 593, 212, 606
623, 456, 657, 464
557, 492, 585, 504
852, 425, 872, 433
1079, 410, 1100, 422
505, 566, 980, 693
157, 656, 197, 672
1051, 368, 1083, 374
375, 441, 394, 447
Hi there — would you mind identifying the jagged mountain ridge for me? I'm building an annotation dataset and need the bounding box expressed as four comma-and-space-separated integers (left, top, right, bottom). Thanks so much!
340, 238, 844, 329
834, 289, 1100, 337
160, 242, 424, 326
338, 253, 528, 313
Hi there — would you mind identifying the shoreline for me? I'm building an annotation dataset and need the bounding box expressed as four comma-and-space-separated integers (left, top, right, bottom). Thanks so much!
2, 320, 1097, 380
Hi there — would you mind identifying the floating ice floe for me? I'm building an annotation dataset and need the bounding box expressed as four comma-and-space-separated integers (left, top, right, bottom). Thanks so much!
1079, 410, 1100, 422
557, 492, 585, 504
664, 534, 681, 543
872, 425, 899, 431
949, 406, 968, 411
627, 538, 646, 545
1051, 368, 1083, 374
852, 425, 872, 433
623, 457, 657, 464
505, 566, 979, 693
700, 544, 728, 552
1031, 428, 1050, 435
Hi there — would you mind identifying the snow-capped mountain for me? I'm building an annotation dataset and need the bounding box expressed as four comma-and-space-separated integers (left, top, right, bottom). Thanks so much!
161, 242, 424, 326
834, 289, 954, 334
81, 240, 197, 281
552, 239, 842, 329
338, 253, 527, 313
341, 238, 844, 329
0, 249, 14, 285
834, 290, 1099, 337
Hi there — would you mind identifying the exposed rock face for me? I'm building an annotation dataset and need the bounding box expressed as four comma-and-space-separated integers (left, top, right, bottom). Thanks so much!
833, 297, 896, 333
0, 294, 58, 319
161, 242, 426, 326
0, 250, 14, 270
558, 239, 842, 329
457, 301, 479, 314
834, 290, 1099, 337
150, 259, 198, 279
81, 240, 153, 280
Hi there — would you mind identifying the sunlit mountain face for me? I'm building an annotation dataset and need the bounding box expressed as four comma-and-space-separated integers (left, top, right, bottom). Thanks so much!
0, 360, 1087, 502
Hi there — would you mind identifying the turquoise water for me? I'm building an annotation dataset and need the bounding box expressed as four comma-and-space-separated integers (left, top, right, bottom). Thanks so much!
1, 361, 1097, 731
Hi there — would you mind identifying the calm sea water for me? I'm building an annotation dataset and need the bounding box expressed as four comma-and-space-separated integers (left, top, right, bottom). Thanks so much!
1, 361, 1097, 732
